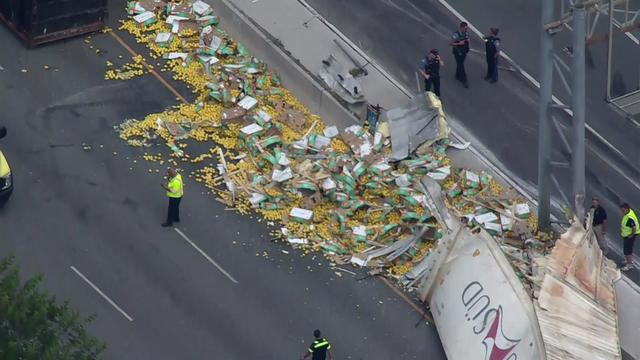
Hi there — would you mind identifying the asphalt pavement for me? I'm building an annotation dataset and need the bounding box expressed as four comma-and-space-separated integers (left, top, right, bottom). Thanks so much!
0, 2, 446, 359
302, 0, 640, 282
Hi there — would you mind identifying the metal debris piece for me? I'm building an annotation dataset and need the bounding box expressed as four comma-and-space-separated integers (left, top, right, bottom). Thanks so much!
387, 92, 449, 160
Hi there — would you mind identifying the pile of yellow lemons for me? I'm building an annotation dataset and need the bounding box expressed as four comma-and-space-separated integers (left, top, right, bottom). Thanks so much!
109, 1, 539, 278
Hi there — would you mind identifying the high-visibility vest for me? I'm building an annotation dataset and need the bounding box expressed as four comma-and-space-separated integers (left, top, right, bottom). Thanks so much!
166, 174, 184, 198
309, 338, 331, 355
620, 209, 640, 237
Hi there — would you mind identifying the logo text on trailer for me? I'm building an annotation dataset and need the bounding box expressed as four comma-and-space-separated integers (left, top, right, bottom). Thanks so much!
462, 281, 521, 360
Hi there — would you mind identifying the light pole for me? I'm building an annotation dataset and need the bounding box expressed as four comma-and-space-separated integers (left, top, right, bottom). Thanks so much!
537, 0, 588, 228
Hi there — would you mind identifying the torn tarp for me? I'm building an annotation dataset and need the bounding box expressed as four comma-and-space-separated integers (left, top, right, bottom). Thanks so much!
387, 92, 449, 161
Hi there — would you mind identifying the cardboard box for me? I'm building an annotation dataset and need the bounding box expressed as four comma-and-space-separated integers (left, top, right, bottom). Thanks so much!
515, 203, 531, 219
289, 207, 314, 222
240, 123, 263, 136
197, 54, 219, 66
484, 222, 502, 235
133, 11, 156, 27
272, 167, 293, 183
353, 225, 367, 241
465, 170, 480, 188
287, 237, 308, 245
221, 107, 247, 121
197, 15, 219, 27
249, 193, 267, 205
164, 52, 189, 60
175, 20, 198, 35
280, 109, 307, 131
166, 15, 189, 24
155, 32, 172, 47
238, 96, 258, 110
254, 110, 272, 126
134, 0, 166, 14
474, 212, 499, 225
192, 0, 213, 16
168, 3, 192, 18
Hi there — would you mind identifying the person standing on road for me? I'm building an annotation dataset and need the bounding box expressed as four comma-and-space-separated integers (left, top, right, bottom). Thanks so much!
591, 198, 608, 255
161, 167, 183, 227
483, 27, 501, 83
619, 203, 638, 271
450, 21, 470, 88
301, 329, 333, 360
420, 49, 443, 97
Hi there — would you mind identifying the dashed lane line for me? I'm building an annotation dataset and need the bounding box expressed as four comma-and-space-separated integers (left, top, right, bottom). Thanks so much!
174, 228, 239, 284
70, 266, 134, 322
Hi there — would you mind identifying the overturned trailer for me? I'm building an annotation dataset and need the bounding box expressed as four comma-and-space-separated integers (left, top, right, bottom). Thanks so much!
417, 176, 622, 360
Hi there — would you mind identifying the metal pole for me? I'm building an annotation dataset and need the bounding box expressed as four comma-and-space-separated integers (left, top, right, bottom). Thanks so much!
538, 0, 555, 230
606, 0, 614, 101
572, 1, 587, 222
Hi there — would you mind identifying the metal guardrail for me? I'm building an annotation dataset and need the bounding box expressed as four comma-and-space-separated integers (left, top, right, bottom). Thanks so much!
609, 89, 640, 119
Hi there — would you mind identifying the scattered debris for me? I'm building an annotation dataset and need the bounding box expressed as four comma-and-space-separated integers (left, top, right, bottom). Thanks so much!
387, 92, 449, 160
115, 0, 546, 284
333, 267, 356, 276
318, 55, 364, 104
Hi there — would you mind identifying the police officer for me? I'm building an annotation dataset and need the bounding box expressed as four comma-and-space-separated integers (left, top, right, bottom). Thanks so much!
161, 167, 184, 227
619, 203, 638, 271
483, 27, 501, 83
450, 21, 470, 88
420, 49, 443, 97
301, 329, 333, 360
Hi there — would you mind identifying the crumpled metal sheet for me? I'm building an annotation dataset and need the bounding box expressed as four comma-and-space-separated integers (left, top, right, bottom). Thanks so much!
359, 233, 417, 265
536, 219, 622, 360
402, 176, 459, 286
418, 216, 545, 360
387, 92, 449, 161
318, 55, 364, 104
416, 176, 545, 360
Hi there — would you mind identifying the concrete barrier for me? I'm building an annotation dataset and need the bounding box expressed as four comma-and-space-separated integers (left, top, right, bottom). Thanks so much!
616, 276, 640, 359
208, 0, 359, 130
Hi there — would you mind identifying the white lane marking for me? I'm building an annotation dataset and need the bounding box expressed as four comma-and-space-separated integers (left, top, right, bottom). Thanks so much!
436, 0, 627, 161
70, 266, 134, 322
591, 144, 640, 192
174, 228, 239, 284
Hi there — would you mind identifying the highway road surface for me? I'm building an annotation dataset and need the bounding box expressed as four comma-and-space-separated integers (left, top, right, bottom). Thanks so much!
0, 1, 446, 359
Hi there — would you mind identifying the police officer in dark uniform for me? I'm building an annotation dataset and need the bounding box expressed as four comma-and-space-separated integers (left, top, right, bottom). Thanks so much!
483, 27, 501, 83
450, 21, 470, 88
420, 49, 443, 97
301, 329, 333, 360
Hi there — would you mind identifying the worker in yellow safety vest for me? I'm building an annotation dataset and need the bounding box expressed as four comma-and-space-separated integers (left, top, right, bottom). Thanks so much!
161, 167, 183, 227
619, 203, 638, 271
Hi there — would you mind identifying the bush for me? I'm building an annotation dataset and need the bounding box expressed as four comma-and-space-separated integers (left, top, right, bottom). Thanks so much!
0, 256, 106, 359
